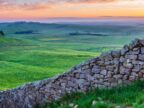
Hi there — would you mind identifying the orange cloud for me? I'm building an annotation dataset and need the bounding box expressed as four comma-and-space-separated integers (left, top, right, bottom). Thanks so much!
65, 0, 116, 3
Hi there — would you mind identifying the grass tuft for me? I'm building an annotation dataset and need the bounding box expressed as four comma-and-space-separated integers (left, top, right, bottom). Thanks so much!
41, 81, 144, 108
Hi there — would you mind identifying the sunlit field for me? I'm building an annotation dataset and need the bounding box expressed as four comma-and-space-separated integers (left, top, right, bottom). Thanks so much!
1, 22, 144, 90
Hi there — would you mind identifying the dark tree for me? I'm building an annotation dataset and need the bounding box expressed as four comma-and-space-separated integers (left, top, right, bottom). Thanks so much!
0, 31, 5, 37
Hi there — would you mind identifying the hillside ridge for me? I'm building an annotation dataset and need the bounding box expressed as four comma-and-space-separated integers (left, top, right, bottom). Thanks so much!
1, 39, 144, 108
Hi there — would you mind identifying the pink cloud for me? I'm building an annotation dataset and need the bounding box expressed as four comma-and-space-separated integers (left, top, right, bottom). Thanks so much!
0, 0, 134, 10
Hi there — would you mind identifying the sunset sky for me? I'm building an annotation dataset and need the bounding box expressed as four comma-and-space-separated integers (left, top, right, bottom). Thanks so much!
0, 0, 144, 21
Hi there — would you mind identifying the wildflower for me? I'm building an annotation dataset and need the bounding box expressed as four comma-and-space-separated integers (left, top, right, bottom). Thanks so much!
74, 104, 78, 108
92, 100, 97, 106
69, 103, 74, 107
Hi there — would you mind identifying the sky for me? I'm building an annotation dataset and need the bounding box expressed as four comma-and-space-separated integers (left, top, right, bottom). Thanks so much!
0, 0, 144, 21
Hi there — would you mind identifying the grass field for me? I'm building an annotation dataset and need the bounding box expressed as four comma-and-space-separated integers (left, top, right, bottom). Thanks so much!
1, 22, 144, 108
0, 22, 144, 91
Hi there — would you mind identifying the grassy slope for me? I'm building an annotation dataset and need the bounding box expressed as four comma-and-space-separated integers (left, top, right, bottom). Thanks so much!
0, 37, 96, 90
1, 23, 144, 107
0, 22, 144, 91
0, 35, 130, 90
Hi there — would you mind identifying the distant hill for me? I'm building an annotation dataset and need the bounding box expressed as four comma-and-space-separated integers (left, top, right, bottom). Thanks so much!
0, 21, 144, 38
14, 30, 35, 34
69, 32, 109, 36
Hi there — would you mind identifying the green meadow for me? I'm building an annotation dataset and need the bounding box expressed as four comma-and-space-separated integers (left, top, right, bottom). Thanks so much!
1, 22, 144, 90
1, 22, 144, 108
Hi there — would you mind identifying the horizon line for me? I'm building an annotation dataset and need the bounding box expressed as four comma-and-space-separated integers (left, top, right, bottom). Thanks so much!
1, 16, 144, 23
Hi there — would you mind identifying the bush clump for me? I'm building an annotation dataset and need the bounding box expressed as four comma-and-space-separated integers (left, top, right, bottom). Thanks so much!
0, 31, 5, 37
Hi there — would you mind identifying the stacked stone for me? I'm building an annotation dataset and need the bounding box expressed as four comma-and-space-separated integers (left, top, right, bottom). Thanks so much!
1, 39, 144, 108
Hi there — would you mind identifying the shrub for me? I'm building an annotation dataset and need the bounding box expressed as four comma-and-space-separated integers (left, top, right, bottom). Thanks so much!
0, 31, 5, 37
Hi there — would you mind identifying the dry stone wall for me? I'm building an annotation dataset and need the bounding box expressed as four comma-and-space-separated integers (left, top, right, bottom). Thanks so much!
1, 39, 144, 108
